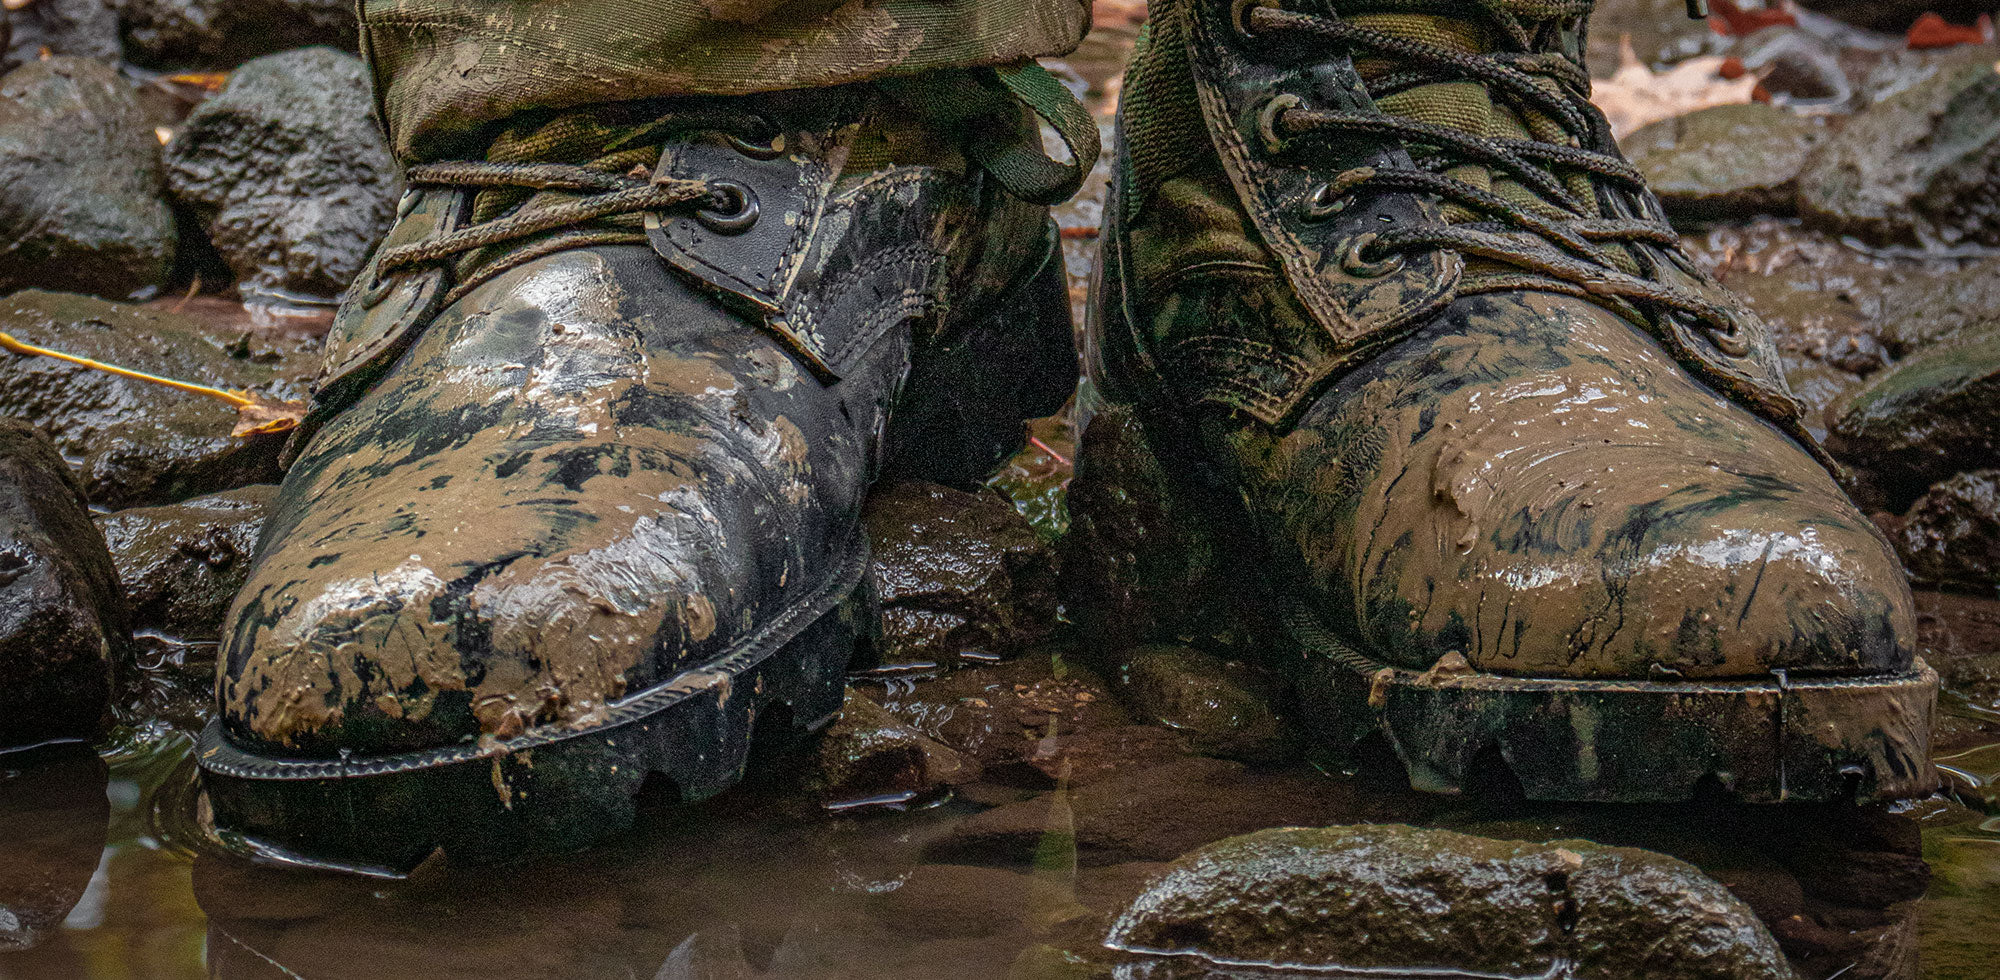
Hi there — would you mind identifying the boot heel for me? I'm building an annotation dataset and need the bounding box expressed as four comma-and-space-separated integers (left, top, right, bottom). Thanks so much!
885, 219, 1076, 487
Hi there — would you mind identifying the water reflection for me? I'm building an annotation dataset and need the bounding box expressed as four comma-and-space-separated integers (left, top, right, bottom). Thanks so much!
0, 746, 107, 956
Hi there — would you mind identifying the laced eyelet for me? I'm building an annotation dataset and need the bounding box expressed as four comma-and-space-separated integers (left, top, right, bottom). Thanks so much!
393, 189, 419, 221
726, 131, 787, 161
696, 180, 760, 235
1257, 93, 1302, 155
1338, 233, 1403, 278
357, 270, 396, 309
1299, 181, 1346, 222
1704, 320, 1752, 357
1231, 0, 1270, 38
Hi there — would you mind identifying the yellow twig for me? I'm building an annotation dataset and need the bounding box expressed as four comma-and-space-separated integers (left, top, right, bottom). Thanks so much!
0, 331, 255, 409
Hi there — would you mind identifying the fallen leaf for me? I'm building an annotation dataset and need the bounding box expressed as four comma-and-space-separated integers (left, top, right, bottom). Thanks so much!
1591, 36, 1761, 139
1907, 12, 1995, 50
1707, 0, 1796, 37
165, 71, 229, 92
0, 331, 304, 439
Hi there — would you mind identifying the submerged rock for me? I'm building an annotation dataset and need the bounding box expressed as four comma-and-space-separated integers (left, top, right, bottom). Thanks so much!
0, 748, 108, 951
1108, 645, 1287, 762
0, 421, 125, 746
0, 290, 305, 509
871, 655, 1130, 779
1897, 470, 2000, 591
1829, 322, 2000, 511
1107, 825, 1794, 980
1799, 57, 2000, 247
928, 757, 1439, 867
0, 57, 175, 300
863, 480, 1059, 668
812, 688, 976, 807
162, 46, 398, 304
1, 0, 120, 70
114, 0, 357, 69
1624, 102, 1824, 222
96, 484, 273, 643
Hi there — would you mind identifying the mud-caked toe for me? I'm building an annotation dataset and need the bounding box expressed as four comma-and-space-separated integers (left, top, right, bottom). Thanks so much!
1281, 293, 1918, 683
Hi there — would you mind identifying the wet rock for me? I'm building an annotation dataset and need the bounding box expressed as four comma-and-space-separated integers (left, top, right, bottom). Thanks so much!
1107, 645, 1287, 762
0, 421, 124, 746
812, 688, 977, 806
96, 484, 272, 643
1896, 470, 2000, 591
0, 290, 306, 509
1875, 257, 2000, 355
113, 0, 357, 68
1799, 56, 2000, 247
1739, 29, 1852, 110
864, 480, 1060, 667
1624, 102, 1825, 222
1, 0, 119, 70
162, 46, 398, 305
927, 757, 1440, 867
1106, 825, 1793, 980
1587, 0, 1725, 73
1015, 724, 1192, 789
0, 57, 175, 300
1828, 322, 2000, 511
871, 655, 1130, 780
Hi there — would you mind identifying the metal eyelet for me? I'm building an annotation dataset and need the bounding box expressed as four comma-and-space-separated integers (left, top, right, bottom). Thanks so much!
1257, 93, 1302, 155
393, 189, 420, 221
1704, 319, 1753, 357
1338, 233, 1403, 278
725, 131, 787, 161
1231, 0, 1270, 37
1299, 181, 1346, 222
357, 270, 396, 309
696, 180, 760, 235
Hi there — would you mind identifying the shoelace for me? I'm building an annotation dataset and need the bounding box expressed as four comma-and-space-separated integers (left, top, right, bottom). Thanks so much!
1239, 0, 1753, 356
369, 160, 728, 306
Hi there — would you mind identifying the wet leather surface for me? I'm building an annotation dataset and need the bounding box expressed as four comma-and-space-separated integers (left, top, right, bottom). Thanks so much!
221, 245, 901, 757
1221, 290, 1916, 680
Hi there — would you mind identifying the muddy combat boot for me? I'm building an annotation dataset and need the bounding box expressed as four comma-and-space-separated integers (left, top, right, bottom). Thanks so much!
196, 74, 1091, 872
1070, 0, 1937, 803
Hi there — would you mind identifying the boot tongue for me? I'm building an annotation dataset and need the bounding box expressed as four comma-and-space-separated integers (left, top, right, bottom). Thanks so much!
1343, 10, 1591, 225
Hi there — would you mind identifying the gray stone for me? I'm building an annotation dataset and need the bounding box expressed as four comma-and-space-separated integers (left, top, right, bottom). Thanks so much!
1780, 354, 1865, 444
1106, 825, 1795, 980
1, 0, 119, 71
95, 483, 273, 642
1799, 57, 2000, 247
1625, 103, 1826, 222
1874, 257, 2000, 355
872, 655, 1131, 779
0, 290, 307, 509
113, 0, 356, 69
0, 57, 174, 299
1898, 469, 2000, 591
0, 421, 124, 746
863, 480, 1059, 667
1829, 321, 2000, 511
162, 46, 398, 304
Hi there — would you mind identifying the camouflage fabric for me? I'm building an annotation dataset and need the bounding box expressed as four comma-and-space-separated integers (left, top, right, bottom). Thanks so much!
360, 0, 1093, 160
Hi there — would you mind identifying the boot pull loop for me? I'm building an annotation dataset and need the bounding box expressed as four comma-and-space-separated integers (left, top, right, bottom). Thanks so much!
982, 62, 1103, 205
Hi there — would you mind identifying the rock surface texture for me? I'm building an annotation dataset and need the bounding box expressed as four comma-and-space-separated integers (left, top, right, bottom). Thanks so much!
1107, 825, 1796, 980
863, 481, 1060, 667
113, 0, 357, 68
96, 484, 275, 642
0, 291, 304, 509
1830, 320, 2000, 512
1897, 470, 2000, 591
1625, 102, 1824, 221
0, 421, 125, 746
161, 46, 398, 304
0, 57, 174, 300
1799, 56, 2000, 247
1, 0, 120, 71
